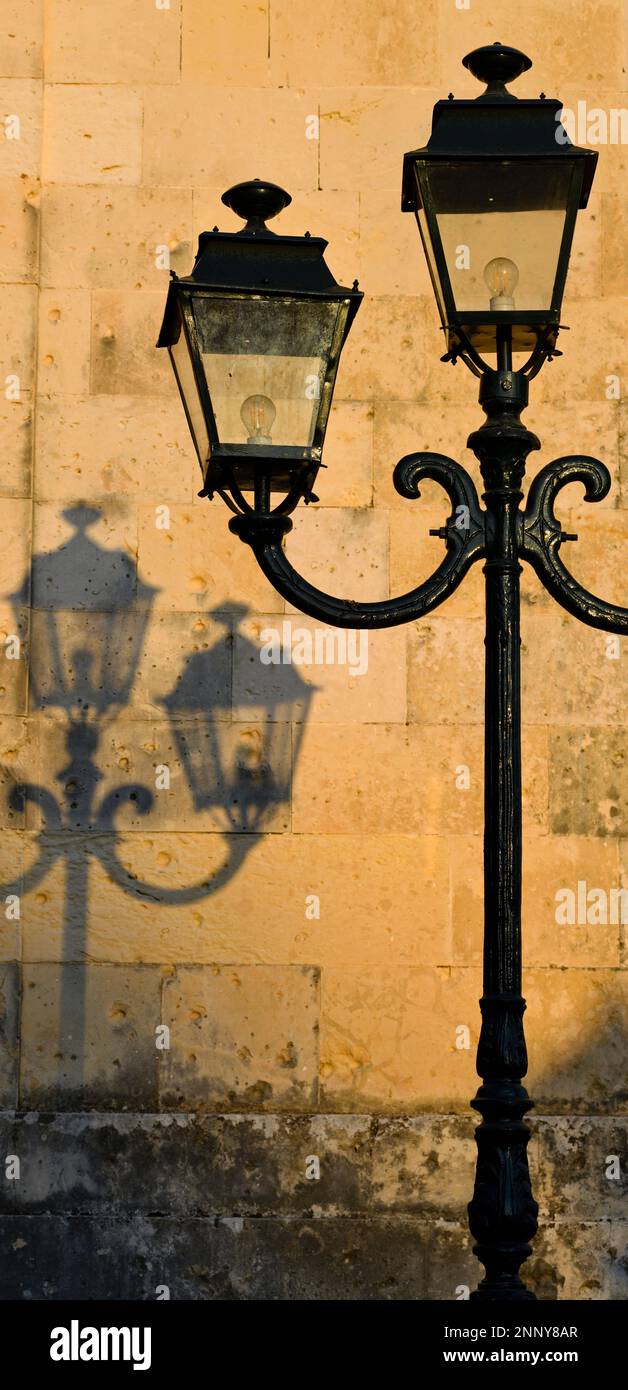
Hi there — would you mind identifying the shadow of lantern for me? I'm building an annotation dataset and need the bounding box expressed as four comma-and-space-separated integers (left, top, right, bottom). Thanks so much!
18, 505, 157, 727
160, 603, 315, 835
3, 505, 158, 1100
2, 530, 316, 1100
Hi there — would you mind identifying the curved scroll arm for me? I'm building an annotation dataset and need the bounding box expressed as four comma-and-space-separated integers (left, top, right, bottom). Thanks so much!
520, 456, 628, 634
95, 785, 254, 903
230, 453, 486, 629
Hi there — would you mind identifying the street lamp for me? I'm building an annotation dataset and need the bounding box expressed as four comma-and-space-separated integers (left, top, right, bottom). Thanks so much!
157, 178, 362, 513
401, 42, 596, 368
158, 44, 627, 1301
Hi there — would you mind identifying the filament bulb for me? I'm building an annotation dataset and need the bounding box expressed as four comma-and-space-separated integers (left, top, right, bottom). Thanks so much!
241, 393, 276, 445
484, 256, 519, 311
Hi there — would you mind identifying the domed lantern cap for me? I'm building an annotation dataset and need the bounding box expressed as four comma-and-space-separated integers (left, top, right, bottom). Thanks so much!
401, 44, 598, 360
156, 179, 362, 499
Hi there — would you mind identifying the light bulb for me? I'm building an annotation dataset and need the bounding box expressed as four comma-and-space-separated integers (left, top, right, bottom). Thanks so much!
483, 256, 519, 311
240, 393, 276, 445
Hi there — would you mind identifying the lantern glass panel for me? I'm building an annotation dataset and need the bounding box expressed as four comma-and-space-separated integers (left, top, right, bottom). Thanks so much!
418, 159, 577, 315
191, 295, 346, 450
169, 311, 210, 466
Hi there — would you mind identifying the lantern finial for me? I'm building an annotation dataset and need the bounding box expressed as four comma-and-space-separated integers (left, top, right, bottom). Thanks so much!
462, 43, 532, 99
221, 178, 292, 234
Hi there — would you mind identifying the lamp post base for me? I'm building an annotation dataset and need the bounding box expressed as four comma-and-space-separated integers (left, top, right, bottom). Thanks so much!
471, 1272, 537, 1302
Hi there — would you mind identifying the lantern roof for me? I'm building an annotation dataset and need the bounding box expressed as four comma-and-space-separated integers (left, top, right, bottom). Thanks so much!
157, 178, 362, 350
401, 43, 597, 214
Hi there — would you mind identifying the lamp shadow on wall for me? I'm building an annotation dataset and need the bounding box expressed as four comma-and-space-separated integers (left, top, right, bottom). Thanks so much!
1, 504, 314, 1106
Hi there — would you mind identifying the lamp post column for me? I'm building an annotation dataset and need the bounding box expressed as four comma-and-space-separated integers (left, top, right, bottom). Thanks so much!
467, 363, 540, 1300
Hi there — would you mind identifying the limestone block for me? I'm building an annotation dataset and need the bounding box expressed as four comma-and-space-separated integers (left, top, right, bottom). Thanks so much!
26, 606, 229, 720
160, 964, 320, 1111
534, 1116, 628, 1219
26, 713, 292, 834
408, 618, 484, 725
0, 608, 28, 717
0, 79, 41, 177
525, 966, 628, 1111
317, 402, 373, 509
0, 178, 39, 281
549, 84, 628, 195
142, 86, 319, 190
234, 613, 406, 724
90, 289, 170, 395
37, 289, 91, 395
293, 722, 483, 834
45, 0, 181, 84
132, 609, 232, 719
371, 1115, 476, 1216
21, 829, 451, 970
43, 85, 142, 185
425, 1222, 478, 1301
529, 1220, 614, 1300
334, 294, 432, 402
19, 962, 161, 1109
523, 399, 620, 511
319, 87, 439, 193
543, 506, 628, 614
608, 1222, 628, 1298
567, 191, 603, 300
0, 501, 31, 715
602, 194, 628, 298
273, 1, 437, 85
35, 394, 196, 503
0, 1, 42, 78
0, 1213, 431, 1299
0, 397, 32, 498
373, 401, 480, 513
182, 0, 270, 86
358, 187, 432, 298
534, 297, 628, 405
40, 185, 194, 289
522, 612, 628, 724
0, 283, 37, 391
285, 508, 389, 611
320, 965, 482, 1112
0, 830, 22, 959
137, 502, 281, 612
620, 404, 628, 507
0, 717, 30, 830
549, 728, 628, 836
0, 494, 31, 597
438, 2, 624, 92
0, 962, 18, 1105
0, 1113, 372, 1217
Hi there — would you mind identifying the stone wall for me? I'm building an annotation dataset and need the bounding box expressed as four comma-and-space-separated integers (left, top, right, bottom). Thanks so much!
0, 0, 626, 1299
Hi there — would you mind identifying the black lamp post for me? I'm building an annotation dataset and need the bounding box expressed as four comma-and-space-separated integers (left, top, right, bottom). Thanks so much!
158, 44, 627, 1301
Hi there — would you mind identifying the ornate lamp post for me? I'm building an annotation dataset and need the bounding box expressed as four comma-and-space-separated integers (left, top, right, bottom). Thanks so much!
158, 44, 626, 1300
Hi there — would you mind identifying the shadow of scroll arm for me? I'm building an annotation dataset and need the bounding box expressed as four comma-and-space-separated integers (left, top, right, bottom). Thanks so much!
521, 456, 628, 634
96, 785, 252, 903
234, 454, 485, 629
0, 784, 64, 898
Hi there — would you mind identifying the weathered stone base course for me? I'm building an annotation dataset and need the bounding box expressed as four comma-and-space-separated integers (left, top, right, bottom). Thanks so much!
0, 1112, 624, 1300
